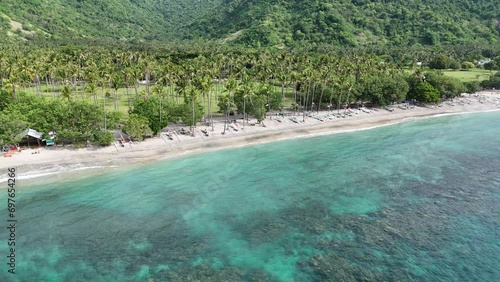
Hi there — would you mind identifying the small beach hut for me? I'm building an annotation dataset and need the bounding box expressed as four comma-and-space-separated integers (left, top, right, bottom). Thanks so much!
16, 128, 43, 147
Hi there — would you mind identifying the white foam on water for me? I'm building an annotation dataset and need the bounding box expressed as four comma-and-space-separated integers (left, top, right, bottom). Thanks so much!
0, 164, 117, 184
432, 108, 500, 118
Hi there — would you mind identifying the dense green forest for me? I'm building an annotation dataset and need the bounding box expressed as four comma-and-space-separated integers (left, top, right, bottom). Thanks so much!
192, 0, 500, 47
1, 0, 499, 47
0, 0, 221, 43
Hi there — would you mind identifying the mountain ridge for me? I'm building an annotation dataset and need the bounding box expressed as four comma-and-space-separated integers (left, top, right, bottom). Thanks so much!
0, 0, 223, 43
0, 0, 498, 47
190, 0, 500, 47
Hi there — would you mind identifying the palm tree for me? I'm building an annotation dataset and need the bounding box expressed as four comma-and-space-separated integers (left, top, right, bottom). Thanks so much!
122, 67, 132, 109
129, 66, 142, 101
30, 59, 43, 96
3, 53, 20, 101
207, 81, 215, 130
85, 83, 98, 105
158, 59, 175, 103
240, 74, 254, 127
211, 54, 224, 104
317, 64, 331, 113
301, 66, 314, 122
343, 59, 362, 115
220, 94, 232, 135
152, 84, 167, 127
343, 82, 354, 116
187, 85, 199, 136
290, 70, 300, 114
335, 72, 347, 116
111, 73, 123, 111
140, 55, 155, 97
222, 76, 238, 134
96, 65, 111, 131
61, 85, 72, 102
3, 79, 19, 102
175, 73, 189, 105
195, 75, 213, 130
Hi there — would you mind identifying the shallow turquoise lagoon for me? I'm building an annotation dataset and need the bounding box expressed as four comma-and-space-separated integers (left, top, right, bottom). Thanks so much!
1, 112, 499, 281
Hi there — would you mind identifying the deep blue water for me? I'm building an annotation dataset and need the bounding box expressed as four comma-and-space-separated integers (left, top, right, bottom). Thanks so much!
1, 112, 499, 281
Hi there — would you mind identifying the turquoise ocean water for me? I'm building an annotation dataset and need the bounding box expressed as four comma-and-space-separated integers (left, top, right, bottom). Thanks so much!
1, 112, 499, 281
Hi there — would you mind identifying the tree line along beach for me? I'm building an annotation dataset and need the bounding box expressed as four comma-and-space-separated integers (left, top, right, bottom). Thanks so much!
1, 47, 500, 180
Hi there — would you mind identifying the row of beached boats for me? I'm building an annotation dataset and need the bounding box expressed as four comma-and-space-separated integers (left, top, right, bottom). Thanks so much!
445, 95, 500, 106
160, 128, 191, 142
287, 107, 376, 123
476, 95, 500, 105
160, 121, 244, 140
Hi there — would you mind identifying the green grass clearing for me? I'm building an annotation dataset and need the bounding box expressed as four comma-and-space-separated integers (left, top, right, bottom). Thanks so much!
442, 69, 496, 82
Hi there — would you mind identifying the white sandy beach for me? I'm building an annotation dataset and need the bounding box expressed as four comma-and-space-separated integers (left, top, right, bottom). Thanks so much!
1, 91, 499, 179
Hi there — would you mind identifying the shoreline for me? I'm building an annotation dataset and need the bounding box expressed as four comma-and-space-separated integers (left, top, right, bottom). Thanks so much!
1, 91, 499, 182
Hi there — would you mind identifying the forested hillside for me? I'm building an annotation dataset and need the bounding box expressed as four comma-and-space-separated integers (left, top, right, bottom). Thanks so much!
0, 0, 499, 47
191, 0, 500, 47
0, 0, 221, 43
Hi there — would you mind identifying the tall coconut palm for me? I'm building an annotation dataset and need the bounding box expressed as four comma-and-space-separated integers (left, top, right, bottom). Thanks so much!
158, 59, 174, 103
111, 73, 123, 111
152, 84, 167, 127
121, 67, 132, 109
222, 76, 238, 134
301, 66, 314, 122
290, 70, 300, 114
140, 55, 155, 97
128, 66, 142, 101
3, 79, 19, 101
275, 57, 290, 112
343, 60, 361, 115
317, 63, 330, 113
220, 94, 232, 135
61, 85, 72, 102
175, 73, 189, 105
240, 74, 254, 127
96, 65, 111, 131
186, 85, 199, 136
198, 76, 213, 130
85, 82, 98, 105
343, 82, 354, 115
